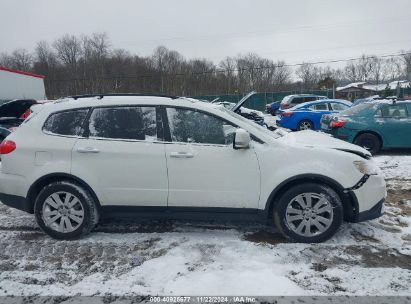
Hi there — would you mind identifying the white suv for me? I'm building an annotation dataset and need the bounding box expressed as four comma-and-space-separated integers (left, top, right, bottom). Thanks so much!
0, 94, 386, 242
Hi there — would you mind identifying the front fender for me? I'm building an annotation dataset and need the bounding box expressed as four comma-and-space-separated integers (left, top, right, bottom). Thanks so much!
254, 144, 363, 210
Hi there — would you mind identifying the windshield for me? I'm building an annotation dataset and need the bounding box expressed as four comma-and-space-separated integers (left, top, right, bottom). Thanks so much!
340, 103, 375, 116
219, 106, 283, 139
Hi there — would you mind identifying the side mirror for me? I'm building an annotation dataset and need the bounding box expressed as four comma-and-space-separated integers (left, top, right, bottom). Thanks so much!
233, 128, 251, 149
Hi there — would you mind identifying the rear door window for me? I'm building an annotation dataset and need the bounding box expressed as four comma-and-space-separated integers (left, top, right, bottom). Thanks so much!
376, 104, 408, 118
309, 103, 328, 111
43, 109, 89, 136
88, 106, 159, 141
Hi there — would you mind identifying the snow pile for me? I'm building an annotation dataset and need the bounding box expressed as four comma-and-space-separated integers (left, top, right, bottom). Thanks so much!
374, 154, 411, 181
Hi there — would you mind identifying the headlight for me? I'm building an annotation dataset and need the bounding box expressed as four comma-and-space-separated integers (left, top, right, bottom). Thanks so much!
353, 160, 380, 175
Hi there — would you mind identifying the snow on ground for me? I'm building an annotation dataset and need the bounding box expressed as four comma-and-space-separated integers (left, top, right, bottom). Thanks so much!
0, 154, 410, 297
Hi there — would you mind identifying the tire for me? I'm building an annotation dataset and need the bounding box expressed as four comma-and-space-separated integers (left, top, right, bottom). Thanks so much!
273, 183, 343, 243
34, 181, 99, 240
297, 120, 314, 131
354, 133, 382, 155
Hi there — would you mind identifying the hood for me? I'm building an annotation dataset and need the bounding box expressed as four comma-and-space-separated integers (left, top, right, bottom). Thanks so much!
231, 91, 257, 113
278, 130, 371, 159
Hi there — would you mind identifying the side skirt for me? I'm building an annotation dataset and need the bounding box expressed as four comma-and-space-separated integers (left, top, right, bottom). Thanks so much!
100, 206, 270, 224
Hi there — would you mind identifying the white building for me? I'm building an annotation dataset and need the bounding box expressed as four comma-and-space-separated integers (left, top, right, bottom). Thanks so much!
0, 67, 46, 101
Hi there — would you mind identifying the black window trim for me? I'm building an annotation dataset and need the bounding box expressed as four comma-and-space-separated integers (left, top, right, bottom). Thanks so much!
42, 107, 91, 139
162, 105, 265, 146
43, 104, 266, 144
83, 104, 164, 143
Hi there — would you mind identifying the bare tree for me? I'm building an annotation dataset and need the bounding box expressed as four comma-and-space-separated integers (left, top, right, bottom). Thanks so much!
383, 57, 403, 81
2, 32, 405, 99
402, 51, 411, 81
296, 63, 320, 89
35, 41, 57, 71
0, 49, 33, 71
53, 34, 82, 69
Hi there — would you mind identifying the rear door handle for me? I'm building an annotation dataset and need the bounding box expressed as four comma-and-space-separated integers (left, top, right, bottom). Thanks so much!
170, 152, 194, 158
77, 147, 100, 153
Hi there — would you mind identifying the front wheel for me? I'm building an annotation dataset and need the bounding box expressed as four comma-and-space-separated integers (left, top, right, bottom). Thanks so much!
273, 183, 343, 243
34, 181, 99, 240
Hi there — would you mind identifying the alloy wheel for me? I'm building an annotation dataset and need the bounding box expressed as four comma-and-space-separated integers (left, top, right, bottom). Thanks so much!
299, 121, 312, 130
285, 192, 333, 237
42, 191, 85, 233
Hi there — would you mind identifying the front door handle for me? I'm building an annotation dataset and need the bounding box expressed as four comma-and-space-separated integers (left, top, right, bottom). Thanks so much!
170, 151, 194, 158
77, 147, 100, 153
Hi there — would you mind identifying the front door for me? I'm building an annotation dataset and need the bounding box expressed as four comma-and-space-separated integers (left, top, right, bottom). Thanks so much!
164, 107, 260, 209
71, 105, 168, 206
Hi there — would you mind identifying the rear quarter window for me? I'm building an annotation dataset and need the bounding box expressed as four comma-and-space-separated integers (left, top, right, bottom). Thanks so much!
43, 109, 89, 136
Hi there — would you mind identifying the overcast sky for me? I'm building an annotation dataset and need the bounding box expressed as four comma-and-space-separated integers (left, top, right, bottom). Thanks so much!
1, 0, 411, 65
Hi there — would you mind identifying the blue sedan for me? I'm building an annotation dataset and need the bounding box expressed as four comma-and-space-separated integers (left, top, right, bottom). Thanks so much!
276, 99, 352, 131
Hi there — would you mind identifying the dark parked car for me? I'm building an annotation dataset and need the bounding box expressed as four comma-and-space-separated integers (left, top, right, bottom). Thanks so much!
265, 101, 281, 115
0, 99, 39, 142
280, 94, 327, 110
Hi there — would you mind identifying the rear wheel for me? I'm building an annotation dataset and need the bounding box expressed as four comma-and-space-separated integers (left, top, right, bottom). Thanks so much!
354, 133, 381, 155
34, 181, 99, 240
273, 183, 343, 243
297, 120, 314, 131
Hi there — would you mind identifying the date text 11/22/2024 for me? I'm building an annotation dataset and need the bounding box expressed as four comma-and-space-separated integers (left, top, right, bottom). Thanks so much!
149, 296, 257, 303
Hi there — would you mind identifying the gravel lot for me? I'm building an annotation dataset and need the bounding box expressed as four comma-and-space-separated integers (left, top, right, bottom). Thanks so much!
0, 152, 410, 297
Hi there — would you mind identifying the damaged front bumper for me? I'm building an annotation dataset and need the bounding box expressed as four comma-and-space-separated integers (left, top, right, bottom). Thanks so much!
344, 173, 386, 223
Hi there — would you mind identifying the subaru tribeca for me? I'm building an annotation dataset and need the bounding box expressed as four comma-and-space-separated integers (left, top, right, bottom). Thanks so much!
0, 94, 386, 242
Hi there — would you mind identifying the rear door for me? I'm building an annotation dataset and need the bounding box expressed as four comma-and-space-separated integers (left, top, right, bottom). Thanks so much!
375, 104, 411, 147
72, 105, 168, 206
163, 107, 260, 209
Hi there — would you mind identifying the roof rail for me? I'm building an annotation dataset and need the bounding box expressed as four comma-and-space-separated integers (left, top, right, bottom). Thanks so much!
66, 93, 179, 100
